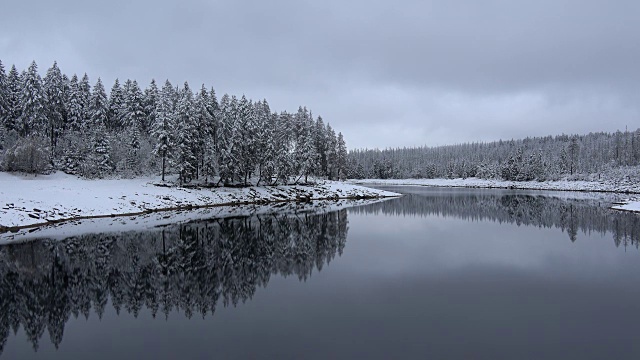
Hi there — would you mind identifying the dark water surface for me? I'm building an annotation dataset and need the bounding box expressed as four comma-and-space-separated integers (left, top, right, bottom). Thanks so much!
2, 186, 640, 359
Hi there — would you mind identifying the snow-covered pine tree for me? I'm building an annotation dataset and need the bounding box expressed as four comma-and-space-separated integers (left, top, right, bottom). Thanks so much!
254, 99, 274, 185
66, 74, 83, 132
193, 85, 212, 180
313, 116, 327, 178
87, 78, 112, 177
325, 124, 338, 180
151, 80, 176, 181
124, 80, 145, 131
43, 62, 65, 151
273, 111, 294, 184
336, 132, 348, 180
79, 73, 92, 130
238, 95, 258, 185
292, 107, 316, 183
5, 65, 22, 134
216, 94, 236, 185
19, 61, 46, 137
0, 60, 7, 149
174, 82, 197, 185
203, 87, 220, 181
143, 79, 159, 135
107, 79, 125, 131
0, 60, 7, 132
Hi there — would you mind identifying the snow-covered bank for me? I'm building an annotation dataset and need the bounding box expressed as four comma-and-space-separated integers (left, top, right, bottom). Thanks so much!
611, 198, 640, 213
0, 172, 400, 232
0, 197, 389, 244
348, 177, 640, 213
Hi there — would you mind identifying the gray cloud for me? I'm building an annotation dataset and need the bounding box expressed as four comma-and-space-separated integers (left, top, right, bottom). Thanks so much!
1, 0, 639, 148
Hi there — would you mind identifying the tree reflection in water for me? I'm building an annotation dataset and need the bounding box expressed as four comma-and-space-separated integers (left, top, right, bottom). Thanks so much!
350, 189, 640, 245
0, 210, 348, 353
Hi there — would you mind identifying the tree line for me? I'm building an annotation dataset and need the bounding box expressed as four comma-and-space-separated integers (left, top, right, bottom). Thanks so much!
0, 60, 349, 184
348, 130, 640, 181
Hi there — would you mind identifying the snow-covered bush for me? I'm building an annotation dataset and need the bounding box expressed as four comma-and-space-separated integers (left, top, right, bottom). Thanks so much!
3, 135, 50, 174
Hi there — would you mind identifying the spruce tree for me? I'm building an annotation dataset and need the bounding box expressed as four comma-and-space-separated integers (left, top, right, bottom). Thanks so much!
0, 60, 7, 132
124, 80, 145, 131
143, 79, 159, 134
194, 85, 212, 179
151, 80, 176, 181
79, 73, 92, 129
174, 82, 197, 184
107, 79, 125, 130
5, 65, 22, 134
0, 61, 7, 148
43, 62, 65, 150
88, 77, 112, 177
19, 61, 46, 137
66, 75, 83, 132
336, 132, 348, 180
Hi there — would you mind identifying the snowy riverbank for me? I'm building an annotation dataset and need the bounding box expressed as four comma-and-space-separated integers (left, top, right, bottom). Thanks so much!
0, 172, 400, 233
348, 177, 640, 213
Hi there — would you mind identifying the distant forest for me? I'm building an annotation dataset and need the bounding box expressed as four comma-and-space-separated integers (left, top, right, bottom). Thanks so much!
348, 129, 640, 181
0, 60, 348, 184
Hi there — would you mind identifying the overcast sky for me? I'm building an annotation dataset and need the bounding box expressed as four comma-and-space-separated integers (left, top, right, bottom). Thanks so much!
1, 0, 639, 149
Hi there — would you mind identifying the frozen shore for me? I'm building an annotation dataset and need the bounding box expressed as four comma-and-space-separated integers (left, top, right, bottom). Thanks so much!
0, 172, 400, 234
348, 177, 640, 213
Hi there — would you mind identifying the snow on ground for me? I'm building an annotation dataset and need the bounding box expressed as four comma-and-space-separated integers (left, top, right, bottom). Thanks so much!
0, 172, 399, 233
1, 197, 389, 244
611, 197, 640, 213
348, 177, 640, 213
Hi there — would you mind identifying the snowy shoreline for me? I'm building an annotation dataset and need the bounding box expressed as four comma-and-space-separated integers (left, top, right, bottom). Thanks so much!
0, 172, 400, 234
348, 178, 640, 213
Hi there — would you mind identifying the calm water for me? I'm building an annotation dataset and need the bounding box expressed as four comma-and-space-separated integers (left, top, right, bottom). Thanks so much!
2, 186, 640, 359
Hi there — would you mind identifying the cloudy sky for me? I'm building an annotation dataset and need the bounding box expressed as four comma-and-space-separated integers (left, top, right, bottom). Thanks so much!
1, 0, 638, 149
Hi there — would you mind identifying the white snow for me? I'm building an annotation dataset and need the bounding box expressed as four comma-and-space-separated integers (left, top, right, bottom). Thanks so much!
348, 177, 640, 213
0, 197, 389, 244
0, 171, 399, 233
611, 197, 640, 213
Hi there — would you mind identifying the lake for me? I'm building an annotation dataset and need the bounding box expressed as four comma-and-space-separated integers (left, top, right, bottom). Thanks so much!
2, 186, 640, 359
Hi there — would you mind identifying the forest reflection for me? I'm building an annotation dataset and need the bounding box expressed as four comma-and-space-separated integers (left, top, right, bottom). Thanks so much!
350, 188, 640, 245
0, 210, 348, 353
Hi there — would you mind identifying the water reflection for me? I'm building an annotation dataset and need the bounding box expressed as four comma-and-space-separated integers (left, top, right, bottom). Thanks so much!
0, 210, 348, 353
351, 187, 640, 246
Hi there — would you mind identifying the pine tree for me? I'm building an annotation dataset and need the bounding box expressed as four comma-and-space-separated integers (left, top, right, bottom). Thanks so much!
336, 132, 348, 180
0, 60, 7, 148
193, 85, 212, 179
292, 107, 316, 183
151, 80, 176, 181
107, 79, 125, 130
325, 124, 338, 180
314, 116, 327, 177
5, 65, 21, 134
216, 94, 236, 185
238, 95, 257, 185
0, 60, 7, 132
87, 77, 112, 178
174, 82, 197, 184
143, 79, 159, 135
66, 74, 83, 132
19, 61, 46, 137
254, 100, 274, 185
79, 73, 92, 129
90, 78, 108, 128
43, 62, 65, 150
124, 80, 145, 131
